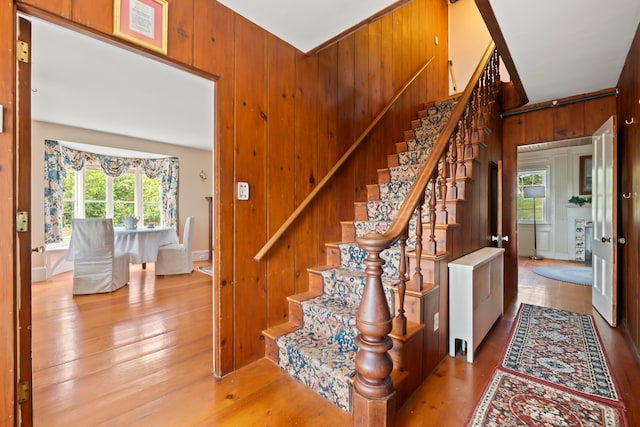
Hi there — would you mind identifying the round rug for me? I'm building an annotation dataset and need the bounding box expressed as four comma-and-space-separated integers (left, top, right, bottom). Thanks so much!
532, 266, 592, 286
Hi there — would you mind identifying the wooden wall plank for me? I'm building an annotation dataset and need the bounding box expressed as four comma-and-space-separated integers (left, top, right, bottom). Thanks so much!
524, 108, 554, 143
553, 103, 584, 140
266, 35, 296, 326
193, 0, 235, 375
233, 15, 267, 366
353, 28, 369, 202
366, 20, 385, 186
22, 0, 71, 18
379, 14, 396, 161
71, 0, 111, 34
293, 51, 319, 287
584, 96, 616, 134
166, 0, 193, 65
316, 44, 340, 258
335, 35, 356, 224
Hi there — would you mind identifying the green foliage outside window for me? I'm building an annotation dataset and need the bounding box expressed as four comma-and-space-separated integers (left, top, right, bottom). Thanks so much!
62, 171, 75, 237
113, 174, 135, 226
143, 176, 161, 226
85, 169, 106, 218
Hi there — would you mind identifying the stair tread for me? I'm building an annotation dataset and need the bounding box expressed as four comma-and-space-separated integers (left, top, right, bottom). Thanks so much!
263, 322, 300, 340
288, 290, 323, 304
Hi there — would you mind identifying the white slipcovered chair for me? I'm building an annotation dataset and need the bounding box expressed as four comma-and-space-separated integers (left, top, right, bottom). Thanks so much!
70, 218, 130, 295
155, 216, 195, 276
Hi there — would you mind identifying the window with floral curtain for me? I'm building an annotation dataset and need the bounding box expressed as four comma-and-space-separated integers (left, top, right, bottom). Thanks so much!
44, 139, 179, 244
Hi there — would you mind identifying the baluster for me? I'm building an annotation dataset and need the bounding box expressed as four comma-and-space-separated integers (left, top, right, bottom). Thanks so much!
470, 86, 480, 145
392, 230, 408, 336
463, 103, 474, 161
411, 193, 424, 291
354, 234, 394, 403
426, 176, 437, 256
457, 109, 468, 176
491, 50, 500, 102
449, 123, 463, 199
438, 151, 448, 225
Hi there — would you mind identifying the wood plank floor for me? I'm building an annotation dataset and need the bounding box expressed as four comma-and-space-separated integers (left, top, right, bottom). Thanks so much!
32, 258, 640, 426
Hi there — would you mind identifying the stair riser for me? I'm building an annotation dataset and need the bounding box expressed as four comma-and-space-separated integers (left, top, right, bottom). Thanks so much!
277, 335, 355, 412
300, 302, 358, 345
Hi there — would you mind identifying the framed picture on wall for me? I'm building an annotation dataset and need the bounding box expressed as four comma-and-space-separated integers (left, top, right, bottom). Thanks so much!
114, 0, 168, 54
579, 155, 592, 195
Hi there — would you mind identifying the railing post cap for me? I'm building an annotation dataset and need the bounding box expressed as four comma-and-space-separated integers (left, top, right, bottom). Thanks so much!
357, 232, 393, 251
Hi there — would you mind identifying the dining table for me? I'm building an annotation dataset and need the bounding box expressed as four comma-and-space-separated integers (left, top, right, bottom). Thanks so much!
114, 226, 179, 266
67, 225, 179, 267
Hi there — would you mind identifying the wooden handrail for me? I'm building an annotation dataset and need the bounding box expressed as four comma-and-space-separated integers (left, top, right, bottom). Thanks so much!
357, 42, 496, 250
254, 56, 436, 261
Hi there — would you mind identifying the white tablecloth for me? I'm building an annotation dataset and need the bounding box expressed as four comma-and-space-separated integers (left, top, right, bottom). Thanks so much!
114, 227, 179, 264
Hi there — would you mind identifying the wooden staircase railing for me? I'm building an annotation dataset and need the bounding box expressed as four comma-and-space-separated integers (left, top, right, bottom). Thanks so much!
352, 41, 499, 425
254, 56, 435, 262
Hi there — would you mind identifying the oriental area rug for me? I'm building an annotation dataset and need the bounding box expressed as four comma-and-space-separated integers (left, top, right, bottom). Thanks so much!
466, 304, 628, 426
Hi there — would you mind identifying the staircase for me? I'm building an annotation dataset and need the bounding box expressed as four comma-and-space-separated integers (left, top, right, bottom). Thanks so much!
263, 96, 466, 412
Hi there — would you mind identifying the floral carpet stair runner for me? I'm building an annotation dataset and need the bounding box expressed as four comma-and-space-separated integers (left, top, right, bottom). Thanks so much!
275, 98, 458, 412
467, 304, 628, 426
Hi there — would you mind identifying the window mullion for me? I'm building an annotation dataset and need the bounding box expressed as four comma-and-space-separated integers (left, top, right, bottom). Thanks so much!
77, 170, 85, 218
107, 176, 114, 218
135, 171, 143, 221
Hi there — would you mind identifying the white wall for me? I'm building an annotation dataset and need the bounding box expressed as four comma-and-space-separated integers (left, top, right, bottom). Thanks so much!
448, 0, 510, 94
517, 144, 593, 261
31, 121, 213, 281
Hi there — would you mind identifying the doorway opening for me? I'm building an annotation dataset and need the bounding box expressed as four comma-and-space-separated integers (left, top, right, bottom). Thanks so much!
23, 14, 218, 425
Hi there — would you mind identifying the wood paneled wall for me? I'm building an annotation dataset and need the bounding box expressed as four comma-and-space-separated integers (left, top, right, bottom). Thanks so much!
501, 92, 617, 302
617, 22, 640, 359
2, 0, 450, 389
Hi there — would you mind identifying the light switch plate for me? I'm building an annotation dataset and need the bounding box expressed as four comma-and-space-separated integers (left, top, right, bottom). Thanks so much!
237, 182, 249, 200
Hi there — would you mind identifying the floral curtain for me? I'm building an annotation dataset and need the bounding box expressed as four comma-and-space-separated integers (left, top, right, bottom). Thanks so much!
44, 139, 179, 243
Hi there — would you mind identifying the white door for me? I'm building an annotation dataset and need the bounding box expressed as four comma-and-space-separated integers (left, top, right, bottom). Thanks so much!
591, 116, 618, 327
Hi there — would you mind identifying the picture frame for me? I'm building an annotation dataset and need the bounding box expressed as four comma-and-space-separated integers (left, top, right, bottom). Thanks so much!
114, 0, 168, 54
579, 155, 592, 195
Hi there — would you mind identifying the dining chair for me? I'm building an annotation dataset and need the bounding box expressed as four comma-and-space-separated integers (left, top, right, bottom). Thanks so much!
155, 216, 195, 276
70, 218, 130, 295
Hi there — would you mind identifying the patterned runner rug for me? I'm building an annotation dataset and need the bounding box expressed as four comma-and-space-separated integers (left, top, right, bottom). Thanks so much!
466, 370, 628, 426
500, 304, 624, 407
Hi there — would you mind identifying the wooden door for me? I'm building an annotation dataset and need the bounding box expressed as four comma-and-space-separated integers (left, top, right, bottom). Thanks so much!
591, 116, 618, 327
16, 16, 34, 426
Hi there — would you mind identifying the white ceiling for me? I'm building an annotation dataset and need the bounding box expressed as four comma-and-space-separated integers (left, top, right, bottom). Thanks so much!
489, 0, 640, 105
216, 0, 401, 54
28, 1, 640, 151
30, 16, 215, 151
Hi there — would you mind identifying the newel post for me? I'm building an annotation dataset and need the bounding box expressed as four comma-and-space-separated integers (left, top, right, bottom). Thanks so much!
353, 232, 396, 427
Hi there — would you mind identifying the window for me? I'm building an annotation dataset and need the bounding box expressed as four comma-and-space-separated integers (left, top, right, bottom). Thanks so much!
61, 167, 162, 238
517, 170, 547, 223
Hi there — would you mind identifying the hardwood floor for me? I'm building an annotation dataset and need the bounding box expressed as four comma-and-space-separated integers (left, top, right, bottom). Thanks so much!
32, 258, 640, 426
